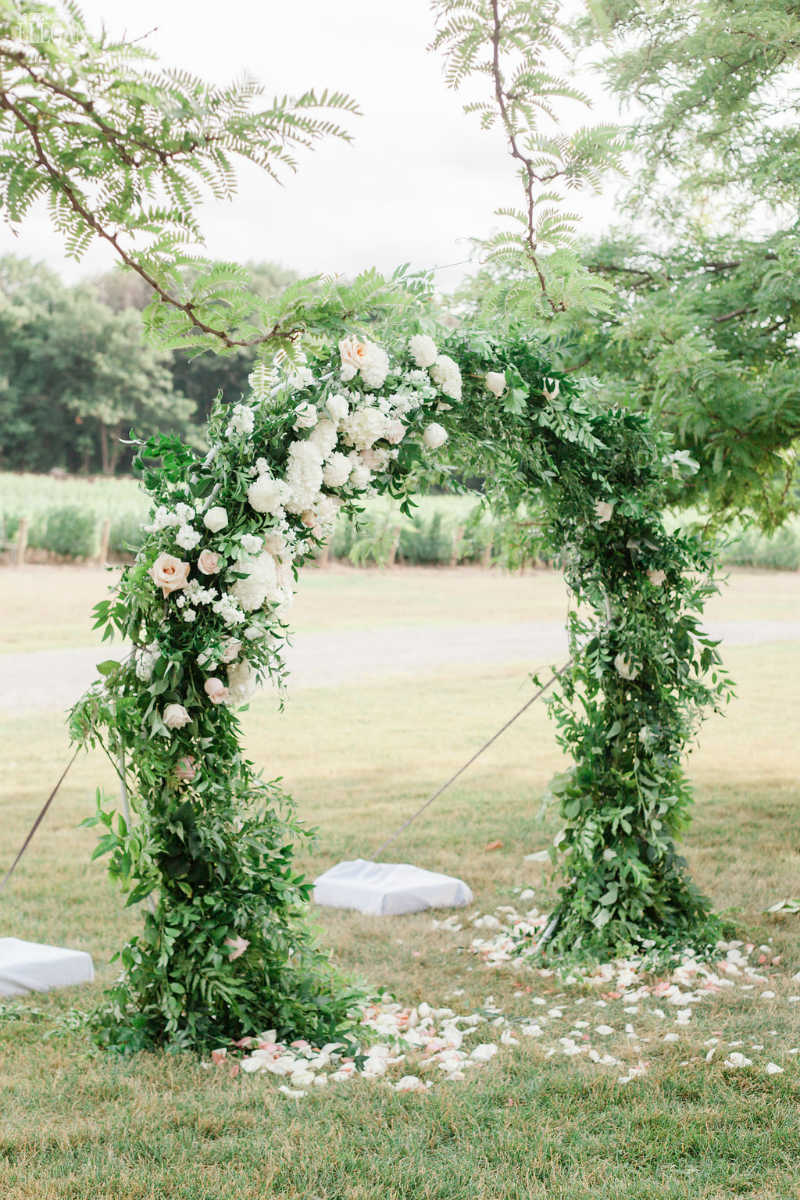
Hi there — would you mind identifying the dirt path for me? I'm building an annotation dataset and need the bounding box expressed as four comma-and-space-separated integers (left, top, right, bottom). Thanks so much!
2, 619, 800, 715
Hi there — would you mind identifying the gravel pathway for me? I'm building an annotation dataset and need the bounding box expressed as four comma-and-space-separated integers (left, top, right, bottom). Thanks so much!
2, 619, 800, 715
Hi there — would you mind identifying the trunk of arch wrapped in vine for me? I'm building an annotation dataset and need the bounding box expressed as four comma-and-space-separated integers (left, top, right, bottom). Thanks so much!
71, 328, 731, 1052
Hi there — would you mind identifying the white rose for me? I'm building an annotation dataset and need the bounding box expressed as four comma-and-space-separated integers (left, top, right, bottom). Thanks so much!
648, 569, 667, 587
594, 501, 614, 524
204, 506, 228, 533
423, 422, 448, 450
485, 371, 506, 397
326, 393, 349, 423
163, 703, 191, 730
409, 334, 438, 368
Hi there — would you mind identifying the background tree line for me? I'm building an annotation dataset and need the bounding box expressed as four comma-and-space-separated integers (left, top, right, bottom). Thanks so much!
0, 256, 296, 475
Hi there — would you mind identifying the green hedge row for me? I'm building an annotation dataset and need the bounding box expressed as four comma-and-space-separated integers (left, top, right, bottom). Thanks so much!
2, 501, 800, 569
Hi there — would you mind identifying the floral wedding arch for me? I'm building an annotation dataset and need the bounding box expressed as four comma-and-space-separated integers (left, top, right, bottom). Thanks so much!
71, 327, 729, 1052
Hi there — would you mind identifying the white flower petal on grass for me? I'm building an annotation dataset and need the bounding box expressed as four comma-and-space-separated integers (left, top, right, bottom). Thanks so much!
723, 1052, 752, 1069
278, 1085, 307, 1099
470, 1044, 498, 1062
765, 1063, 784, 1075
395, 1075, 426, 1093
595, 1025, 614, 1037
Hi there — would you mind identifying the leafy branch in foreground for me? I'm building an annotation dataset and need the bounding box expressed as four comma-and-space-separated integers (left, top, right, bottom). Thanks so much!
0, 0, 364, 352
430, 0, 624, 317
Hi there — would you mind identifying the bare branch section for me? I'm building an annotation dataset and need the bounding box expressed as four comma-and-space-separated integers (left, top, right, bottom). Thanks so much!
0, 0, 360, 352
430, 0, 624, 317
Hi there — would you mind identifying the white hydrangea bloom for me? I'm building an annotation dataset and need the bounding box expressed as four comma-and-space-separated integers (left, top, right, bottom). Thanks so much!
226, 403, 255, 437
239, 533, 263, 556
316, 495, 341, 533
326, 393, 349, 423
348, 454, 372, 491
293, 401, 318, 430
212, 594, 246, 626
409, 333, 438, 368
175, 524, 201, 551
360, 446, 390, 470
322, 452, 352, 489
174, 502, 195, 524
182, 607, 197, 622
342, 406, 387, 451
423, 422, 448, 450
230, 551, 279, 612
430, 354, 462, 401
359, 343, 390, 389
284, 440, 324, 513
308, 418, 338, 459
247, 472, 286, 516
184, 580, 217, 605
143, 505, 179, 533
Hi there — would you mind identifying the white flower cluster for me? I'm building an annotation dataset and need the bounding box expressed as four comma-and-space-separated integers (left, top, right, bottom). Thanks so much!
155, 333, 462, 725
226, 403, 255, 438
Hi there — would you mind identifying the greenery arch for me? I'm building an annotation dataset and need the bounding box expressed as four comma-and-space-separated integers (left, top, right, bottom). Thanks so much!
72, 327, 729, 1053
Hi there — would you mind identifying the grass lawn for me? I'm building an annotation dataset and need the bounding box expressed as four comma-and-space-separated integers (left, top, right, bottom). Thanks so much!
1, 568, 799, 1198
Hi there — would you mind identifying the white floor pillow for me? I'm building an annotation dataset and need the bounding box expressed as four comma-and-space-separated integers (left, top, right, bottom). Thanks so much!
0, 937, 94, 997
312, 858, 473, 916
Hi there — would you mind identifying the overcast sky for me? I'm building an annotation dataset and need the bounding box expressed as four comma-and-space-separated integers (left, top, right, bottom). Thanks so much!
1, 0, 624, 287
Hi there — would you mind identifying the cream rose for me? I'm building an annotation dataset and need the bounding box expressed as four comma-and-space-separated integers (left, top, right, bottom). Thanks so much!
204, 676, 229, 705
203, 506, 228, 533
197, 549, 220, 575
163, 703, 191, 729
149, 552, 190, 598
594, 500, 615, 524
339, 335, 367, 381
648, 569, 667, 587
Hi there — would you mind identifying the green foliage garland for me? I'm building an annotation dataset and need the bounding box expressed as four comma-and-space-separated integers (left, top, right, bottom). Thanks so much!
71, 325, 730, 1051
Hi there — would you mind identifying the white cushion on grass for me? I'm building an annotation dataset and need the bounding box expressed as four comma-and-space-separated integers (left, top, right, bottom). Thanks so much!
0, 937, 94, 997
312, 858, 473, 916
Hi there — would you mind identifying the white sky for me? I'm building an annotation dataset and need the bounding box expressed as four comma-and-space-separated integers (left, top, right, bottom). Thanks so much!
1, 0, 625, 287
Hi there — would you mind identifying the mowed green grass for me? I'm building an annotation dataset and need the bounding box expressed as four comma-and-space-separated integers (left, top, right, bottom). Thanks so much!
1, 569, 799, 1198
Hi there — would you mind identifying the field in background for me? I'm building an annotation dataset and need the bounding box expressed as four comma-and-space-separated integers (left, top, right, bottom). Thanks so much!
0, 565, 799, 1197
2, 471, 800, 569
